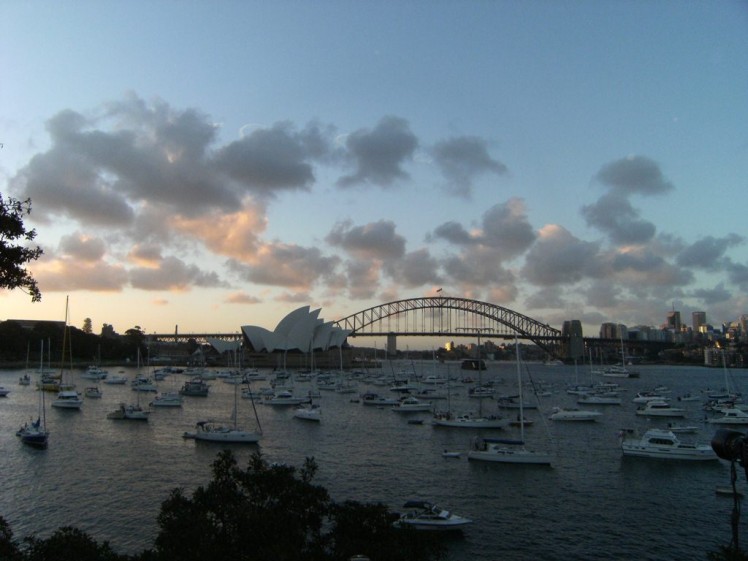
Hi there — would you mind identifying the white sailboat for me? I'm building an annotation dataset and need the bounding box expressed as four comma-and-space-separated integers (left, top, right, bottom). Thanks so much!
468, 337, 552, 465
51, 297, 83, 410
184, 375, 262, 443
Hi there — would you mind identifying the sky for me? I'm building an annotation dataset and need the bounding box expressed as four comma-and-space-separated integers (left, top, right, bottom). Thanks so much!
1, 1, 747, 344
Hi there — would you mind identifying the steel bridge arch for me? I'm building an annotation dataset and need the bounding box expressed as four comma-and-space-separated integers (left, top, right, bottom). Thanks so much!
334, 296, 563, 356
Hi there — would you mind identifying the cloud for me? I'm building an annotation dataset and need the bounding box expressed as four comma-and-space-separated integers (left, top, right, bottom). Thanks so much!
129, 256, 226, 291
227, 243, 341, 289
383, 249, 440, 287
429, 198, 535, 260
35, 260, 129, 292
343, 260, 381, 299
691, 282, 732, 304
430, 135, 507, 197
581, 193, 656, 244
595, 155, 675, 196
325, 219, 406, 260
225, 292, 262, 304
521, 224, 603, 286
59, 233, 107, 262
337, 116, 418, 187
676, 234, 744, 269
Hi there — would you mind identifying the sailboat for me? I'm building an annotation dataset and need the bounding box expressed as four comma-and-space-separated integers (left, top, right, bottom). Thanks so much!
467, 336, 552, 465
108, 349, 150, 420
51, 297, 83, 410
184, 376, 262, 443
17, 341, 50, 449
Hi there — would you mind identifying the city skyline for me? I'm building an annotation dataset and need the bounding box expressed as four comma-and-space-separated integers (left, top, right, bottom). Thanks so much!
2, 2, 747, 338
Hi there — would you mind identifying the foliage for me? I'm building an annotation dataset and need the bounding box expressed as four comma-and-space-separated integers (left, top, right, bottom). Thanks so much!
21, 526, 126, 561
82, 318, 93, 334
708, 545, 748, 560
0, 194, 43, 302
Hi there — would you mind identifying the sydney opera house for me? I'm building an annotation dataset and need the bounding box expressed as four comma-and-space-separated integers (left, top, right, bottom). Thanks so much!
240, 306, 351, 357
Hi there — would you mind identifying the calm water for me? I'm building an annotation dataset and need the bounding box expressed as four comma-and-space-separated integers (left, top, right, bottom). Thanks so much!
0, 361, 744, 560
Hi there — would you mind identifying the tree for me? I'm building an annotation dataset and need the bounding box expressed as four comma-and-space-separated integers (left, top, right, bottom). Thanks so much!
82, 318, 93, 334
0, 194, 43, 302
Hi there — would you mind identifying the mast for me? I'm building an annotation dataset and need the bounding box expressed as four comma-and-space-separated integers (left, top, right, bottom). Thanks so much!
516, 335, 524, 442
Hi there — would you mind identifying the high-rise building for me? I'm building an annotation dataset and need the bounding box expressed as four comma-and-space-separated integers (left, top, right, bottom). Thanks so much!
666, 310, 682, 332
692, 311, 706, 333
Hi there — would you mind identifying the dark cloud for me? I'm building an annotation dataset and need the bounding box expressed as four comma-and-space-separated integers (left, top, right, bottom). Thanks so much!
442, 249, 517, 286
676, 234, 744, 269
726, 261, 748, 289
691, 282, 732, 304
343, 260, 381, 299
214, 122, 322, 195
59, 233, 107, 262
130, 256, 226, 290
581, 193, 656, 245
326, 220, 406, 260
595, 156, 674, 196
430, 135, 508, 197
228, 244, 341, 289
521, 225, 602, 286
384, 249, 440, 287
429, 199, 535, 260
337, 116, 418, 187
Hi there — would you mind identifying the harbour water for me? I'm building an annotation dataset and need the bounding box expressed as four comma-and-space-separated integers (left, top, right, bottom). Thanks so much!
0, 361, 744, 560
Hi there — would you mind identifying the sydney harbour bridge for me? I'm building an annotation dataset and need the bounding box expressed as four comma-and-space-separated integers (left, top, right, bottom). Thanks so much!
148, 296, 601, 361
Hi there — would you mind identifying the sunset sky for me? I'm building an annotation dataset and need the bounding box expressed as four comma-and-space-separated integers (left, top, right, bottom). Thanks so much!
1, 2, 747, 342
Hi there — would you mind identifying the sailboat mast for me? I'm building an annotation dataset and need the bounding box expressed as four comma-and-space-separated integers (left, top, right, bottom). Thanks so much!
516, 336, 524, 442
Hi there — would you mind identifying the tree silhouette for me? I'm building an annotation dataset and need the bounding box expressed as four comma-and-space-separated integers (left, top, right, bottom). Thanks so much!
0, 194, 43, 302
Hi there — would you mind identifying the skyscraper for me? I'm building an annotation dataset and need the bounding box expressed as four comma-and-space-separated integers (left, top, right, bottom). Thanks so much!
692, 311, 706, 333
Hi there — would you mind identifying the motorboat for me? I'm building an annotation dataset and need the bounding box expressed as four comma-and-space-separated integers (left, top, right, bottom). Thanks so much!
431, 411, 508, 429
50, 390, 83, 409
150, 391, 184, 407
82, 365, 108, 380
632, 391, 668, 404
577, 393, 622, 405
467, 436, 552, 465
263, 390, 309, 406
103, 374, 128, 385
391, 396, 433, 413
0, 386, 10, 397
619, 428, 717, 461
183, 420, 261, 443
360, 392, 399, 406
395, 501, 472, 531
179, 377, 210, 397
706, 407, 748, 425
548, 407, 602, 422
18, 374, 31, 386
131, 376, 158, 392
293, 403, 321, 422
635, 400, 686, 418
84, 386, 102, 398
107, 402, 150, 421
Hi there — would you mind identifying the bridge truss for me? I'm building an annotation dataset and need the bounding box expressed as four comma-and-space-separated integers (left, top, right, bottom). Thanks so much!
334, 296, 564, 356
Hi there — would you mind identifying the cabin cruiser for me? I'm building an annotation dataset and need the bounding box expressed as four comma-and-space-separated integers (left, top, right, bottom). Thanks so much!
394, 501, 472, 531
548, 407, 602, 422
635, 400, 686, 418
619, 428, 717, 461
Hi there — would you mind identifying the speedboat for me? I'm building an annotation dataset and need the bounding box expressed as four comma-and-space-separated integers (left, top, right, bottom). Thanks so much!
84, 386, 102, 398
179, 377, 210, 397
107, 402, 150, 421
183, 420, 261, 443
619, 428, 717, 461
0, 386, 10, 397
548, 407, 602, 422
635, 400, 686, 418
263, 390, 309, 406
395, 501, 472, 531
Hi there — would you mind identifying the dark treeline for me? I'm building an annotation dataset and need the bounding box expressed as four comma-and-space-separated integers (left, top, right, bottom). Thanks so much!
0, 450, 446, 561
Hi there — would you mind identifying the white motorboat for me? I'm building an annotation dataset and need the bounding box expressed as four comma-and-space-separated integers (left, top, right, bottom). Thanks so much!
107, 402, 150, 421
103, 374, 128, 385
706, 407, 748, 425
84, 386, 102, 398
394, 501, 472, 531
131, 376, 158, 392
51, 390, 83, 409
619, 428, 717, 461
360, 392, 399, 406
548, 407, 602, 422
82, 365, 108, 380
150, 391, 184, 407
577, 393, 622, 405
0, 386, 10, 397
431, 412, 509, 429
391, 396, 433, 413
263, 390, 309, 406
293, 403, 321, 422
635, 400, 686, 418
